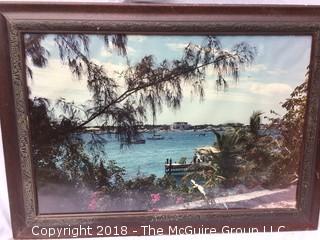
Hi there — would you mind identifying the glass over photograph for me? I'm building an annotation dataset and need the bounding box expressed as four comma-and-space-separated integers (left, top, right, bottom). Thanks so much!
25, 34, 311, 213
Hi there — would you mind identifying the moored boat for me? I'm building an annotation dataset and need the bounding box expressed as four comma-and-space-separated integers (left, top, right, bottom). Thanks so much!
131, 139, 146, 144
147, 134, 164, 140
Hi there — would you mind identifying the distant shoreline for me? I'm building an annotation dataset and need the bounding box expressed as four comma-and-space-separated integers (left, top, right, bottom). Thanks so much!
80, 122, 268, 134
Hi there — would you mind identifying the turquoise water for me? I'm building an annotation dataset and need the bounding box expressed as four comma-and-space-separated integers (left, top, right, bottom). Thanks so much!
83, 131, 215, 178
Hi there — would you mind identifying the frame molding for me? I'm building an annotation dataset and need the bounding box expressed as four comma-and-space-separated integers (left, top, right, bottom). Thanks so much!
0, 3, 319, 239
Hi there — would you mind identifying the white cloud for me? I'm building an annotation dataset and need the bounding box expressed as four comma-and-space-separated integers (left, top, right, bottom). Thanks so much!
243, 64, 288, 76
28, 57, 127, 104
180, 78, 254, 104
100, 47, 113, 58
166, 43, 188, 51
100, 45, 136, 58
245, 64, 267, 73
127, 46, 136, 55
266, 69, 288, 75
42, 37, 56, 50
249, 82, 292, 96
202, 63, 266, 80
205, 67, 217, 77
103, 62, 126, 75
91, 58, 126, 79
129, 36, 146, 43
28, 59, 91, 104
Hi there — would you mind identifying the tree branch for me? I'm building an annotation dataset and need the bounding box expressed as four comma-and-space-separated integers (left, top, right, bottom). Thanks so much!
73, 59, 222, 130
24, 34, 45, 49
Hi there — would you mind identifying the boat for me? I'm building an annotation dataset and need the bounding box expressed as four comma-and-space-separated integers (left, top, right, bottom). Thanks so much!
130, 138, 146, 144
147, 134, 164, 140
147, 115, 165, 140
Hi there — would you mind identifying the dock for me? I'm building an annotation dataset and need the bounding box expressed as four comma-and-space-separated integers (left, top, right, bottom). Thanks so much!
164, 158, 196, 175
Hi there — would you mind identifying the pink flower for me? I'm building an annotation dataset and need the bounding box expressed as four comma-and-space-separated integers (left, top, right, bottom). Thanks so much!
88, 200, 97, 211
150, 208, 159, 212
150, 193, 161, 204
176, 197, 184, 204
87, 192, 98, 211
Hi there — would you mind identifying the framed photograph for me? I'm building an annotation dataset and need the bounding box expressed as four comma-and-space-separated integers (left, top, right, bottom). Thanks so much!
0, 3, 320, 239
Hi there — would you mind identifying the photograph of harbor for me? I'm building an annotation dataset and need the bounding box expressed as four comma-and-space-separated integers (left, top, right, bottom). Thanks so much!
25, 34, 311, 213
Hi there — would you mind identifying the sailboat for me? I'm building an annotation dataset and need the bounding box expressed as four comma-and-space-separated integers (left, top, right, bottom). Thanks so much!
147, 133, 164, 140
147, 115, 164, 140
130, 138, 146, 144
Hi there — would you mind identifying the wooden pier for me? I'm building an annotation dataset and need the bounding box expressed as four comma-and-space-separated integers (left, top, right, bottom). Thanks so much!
165, 158, 194, 175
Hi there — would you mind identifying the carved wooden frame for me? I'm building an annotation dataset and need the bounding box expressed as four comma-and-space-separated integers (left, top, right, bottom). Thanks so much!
0, 3, 319, 239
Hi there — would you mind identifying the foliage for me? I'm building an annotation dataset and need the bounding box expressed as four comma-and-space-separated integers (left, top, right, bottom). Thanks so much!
178, 157, 187, 164
125, 174, 158, 193
211, 128, 245, 185
25, 33, 127, 79
29, 97, 96, 187
249, 111, 263, 137
156, 174, 177, 191
263, 75, 308, 186
104, 160, 126, 192
182, 160, 224, 188
96, 161, 109, 190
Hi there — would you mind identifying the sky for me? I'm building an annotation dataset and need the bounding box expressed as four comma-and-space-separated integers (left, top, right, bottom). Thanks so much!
27, 34, 312, 125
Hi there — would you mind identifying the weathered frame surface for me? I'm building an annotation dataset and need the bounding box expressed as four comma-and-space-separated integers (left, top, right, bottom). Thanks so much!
0, 3, 320, 239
